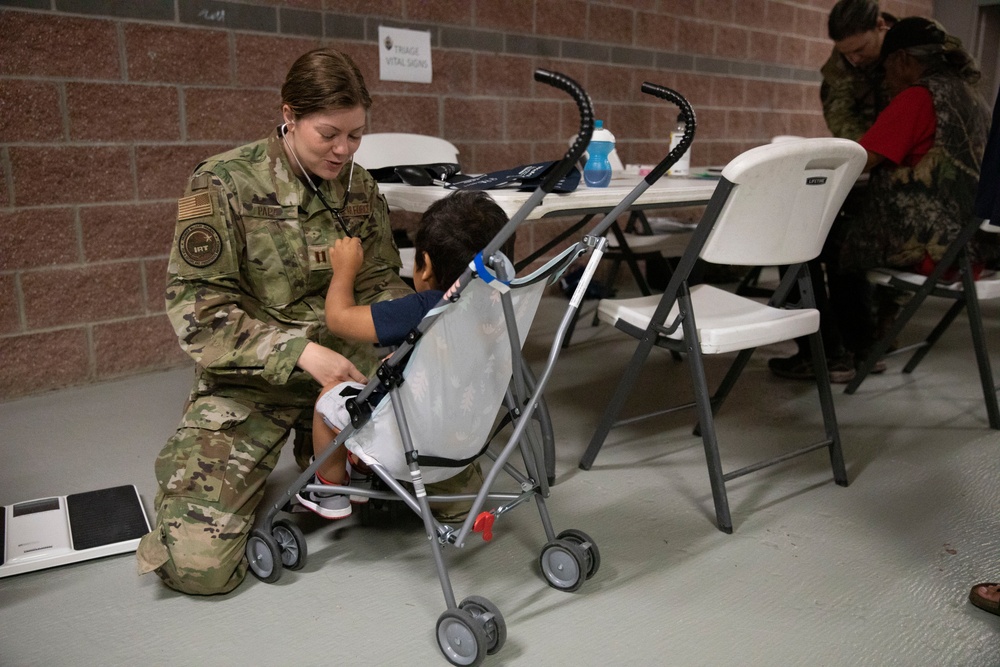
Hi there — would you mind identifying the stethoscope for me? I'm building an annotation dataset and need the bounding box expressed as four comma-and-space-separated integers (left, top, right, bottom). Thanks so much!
280, 122, 354, 238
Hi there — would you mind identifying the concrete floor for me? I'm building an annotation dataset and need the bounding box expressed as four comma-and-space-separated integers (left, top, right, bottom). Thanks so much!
2, 286, 999, 666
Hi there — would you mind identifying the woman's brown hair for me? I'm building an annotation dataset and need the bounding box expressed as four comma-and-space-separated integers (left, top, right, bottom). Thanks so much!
281, 48, 372, 119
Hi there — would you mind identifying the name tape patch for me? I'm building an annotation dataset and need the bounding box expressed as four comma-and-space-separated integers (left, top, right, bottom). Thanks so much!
342, 202, 371, 218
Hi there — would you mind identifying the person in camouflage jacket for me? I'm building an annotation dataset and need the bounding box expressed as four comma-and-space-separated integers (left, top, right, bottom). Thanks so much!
820, 0, 896, 140
771, 17, 992, 382
136, 49, 411, 594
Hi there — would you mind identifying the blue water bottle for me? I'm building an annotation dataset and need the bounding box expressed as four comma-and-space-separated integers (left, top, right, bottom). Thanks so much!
583, 119, 615, 188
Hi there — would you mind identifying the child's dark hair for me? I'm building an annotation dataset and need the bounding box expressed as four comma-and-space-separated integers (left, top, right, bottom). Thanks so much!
413, 191, 511, 289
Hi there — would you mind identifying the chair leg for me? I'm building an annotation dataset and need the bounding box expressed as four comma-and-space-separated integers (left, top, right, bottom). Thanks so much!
808, 331, 848, 486
735, 266, 764, 297
692, 347, 754, 438
609, 222, 654, 297
580, 328, 659, 470
709, 348, 755, 414
679, 300, 733, 533
958, 254, 1000, 429
902, 299, 963, 374
620, 252, 652, 296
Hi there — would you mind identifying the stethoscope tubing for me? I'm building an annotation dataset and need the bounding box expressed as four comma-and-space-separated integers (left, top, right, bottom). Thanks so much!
280, 122, 354, 238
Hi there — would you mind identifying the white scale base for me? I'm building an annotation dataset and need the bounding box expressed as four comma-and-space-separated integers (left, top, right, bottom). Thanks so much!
1, 485, 150, 578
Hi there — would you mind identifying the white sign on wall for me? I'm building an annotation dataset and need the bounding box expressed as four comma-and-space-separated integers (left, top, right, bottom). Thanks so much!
378, 26, 433, 84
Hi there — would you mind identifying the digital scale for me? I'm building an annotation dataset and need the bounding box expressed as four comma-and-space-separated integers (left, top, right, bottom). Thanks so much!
0, 485, 150, 578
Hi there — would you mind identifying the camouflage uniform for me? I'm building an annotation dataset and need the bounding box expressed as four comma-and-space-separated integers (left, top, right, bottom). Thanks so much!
819, 47, 890, 141
816, 72, 992, 358
835, 73, 991, 271
136, 129, 411, 595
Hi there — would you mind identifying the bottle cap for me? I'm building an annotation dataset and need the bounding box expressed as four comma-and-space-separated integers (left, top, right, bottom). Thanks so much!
591, 120, 615, 144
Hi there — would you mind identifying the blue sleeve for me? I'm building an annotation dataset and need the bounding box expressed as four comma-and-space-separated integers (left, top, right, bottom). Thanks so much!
370, 290, 445, 347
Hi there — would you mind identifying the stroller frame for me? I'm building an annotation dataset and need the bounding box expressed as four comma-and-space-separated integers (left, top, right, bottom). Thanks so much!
247, 70, 607, 666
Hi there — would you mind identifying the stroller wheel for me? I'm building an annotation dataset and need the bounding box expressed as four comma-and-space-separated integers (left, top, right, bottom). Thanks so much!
436, 608, 487, 666
459, 595, 506, 655
272, 518, 307, 571
556, 528, 600, 580
538, 539, 586, 592
246, 529, 282, 583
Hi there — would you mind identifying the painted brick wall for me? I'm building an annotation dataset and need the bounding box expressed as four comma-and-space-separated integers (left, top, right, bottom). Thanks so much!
0, 0, 933, 400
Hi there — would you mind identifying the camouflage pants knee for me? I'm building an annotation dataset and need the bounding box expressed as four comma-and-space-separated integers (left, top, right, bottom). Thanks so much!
136, 395, 308, 595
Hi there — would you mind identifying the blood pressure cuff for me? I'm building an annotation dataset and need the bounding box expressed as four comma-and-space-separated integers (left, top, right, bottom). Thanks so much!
445, 161, 580, 193
368, 160, 580, 193
368, 163, 467, 186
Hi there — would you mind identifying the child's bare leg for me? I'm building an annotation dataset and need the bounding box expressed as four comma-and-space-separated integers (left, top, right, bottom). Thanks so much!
313, 385, 348, 485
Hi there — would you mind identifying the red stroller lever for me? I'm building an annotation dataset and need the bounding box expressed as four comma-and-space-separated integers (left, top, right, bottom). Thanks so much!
472, 512, 496, 542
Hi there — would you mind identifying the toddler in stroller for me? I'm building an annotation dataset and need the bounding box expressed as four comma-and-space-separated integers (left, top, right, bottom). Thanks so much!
247, 68, 601, 667
298, 190, 510, 521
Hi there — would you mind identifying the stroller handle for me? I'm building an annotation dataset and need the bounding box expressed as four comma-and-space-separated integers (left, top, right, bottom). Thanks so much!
533, 68, 594, 194
640, 82, 696, 185
374, 69, 595, 382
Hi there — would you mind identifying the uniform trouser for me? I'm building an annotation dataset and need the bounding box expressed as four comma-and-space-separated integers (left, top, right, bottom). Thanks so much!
136, 393, 312, 595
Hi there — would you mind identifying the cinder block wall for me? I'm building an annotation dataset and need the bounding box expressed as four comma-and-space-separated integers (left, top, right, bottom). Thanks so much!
0, 0, 932, 400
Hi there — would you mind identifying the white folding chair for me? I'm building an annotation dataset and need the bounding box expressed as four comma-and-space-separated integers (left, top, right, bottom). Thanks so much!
579, 138, 867, 533
354, 132, 461, 276
353, 132, 459, 170
561, 211, 695, 347
844, 218, 1000, 428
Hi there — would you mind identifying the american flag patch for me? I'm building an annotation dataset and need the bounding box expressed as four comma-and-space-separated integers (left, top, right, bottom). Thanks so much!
178, 192, 214, 221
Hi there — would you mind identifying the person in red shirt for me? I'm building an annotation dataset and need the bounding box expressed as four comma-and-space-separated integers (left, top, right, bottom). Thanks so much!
770, 17, 990, 382
858, 85, 935, 168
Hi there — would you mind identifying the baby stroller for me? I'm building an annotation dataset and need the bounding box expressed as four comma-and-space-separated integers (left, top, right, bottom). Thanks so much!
247, 70, 605, 666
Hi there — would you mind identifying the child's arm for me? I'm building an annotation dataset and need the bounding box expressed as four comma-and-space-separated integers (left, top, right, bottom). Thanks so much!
325, 237, 379, 343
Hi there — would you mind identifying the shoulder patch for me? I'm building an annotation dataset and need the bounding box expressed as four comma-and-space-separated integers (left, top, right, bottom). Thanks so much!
178, 223, 223, 268
178, 192, 215, 221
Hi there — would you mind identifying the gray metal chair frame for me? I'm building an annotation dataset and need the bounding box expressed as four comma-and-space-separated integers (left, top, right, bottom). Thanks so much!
579, 139, 866, 533
844, 216, 1000, 429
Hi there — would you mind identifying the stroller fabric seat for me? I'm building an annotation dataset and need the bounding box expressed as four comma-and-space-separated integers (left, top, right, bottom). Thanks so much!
347, 274, 545, 483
